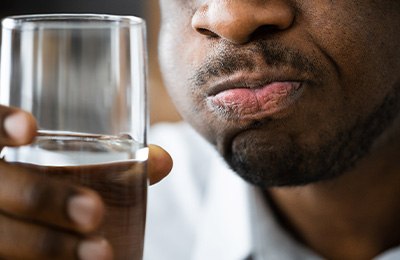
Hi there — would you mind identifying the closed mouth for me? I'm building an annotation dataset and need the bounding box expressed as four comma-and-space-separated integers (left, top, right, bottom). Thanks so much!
206, 72, 306, 122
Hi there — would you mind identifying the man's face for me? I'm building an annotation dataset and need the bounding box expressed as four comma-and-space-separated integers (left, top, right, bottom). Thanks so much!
158, 0, 400, 187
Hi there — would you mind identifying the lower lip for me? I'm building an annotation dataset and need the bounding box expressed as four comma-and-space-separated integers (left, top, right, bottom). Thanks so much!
208, 82, 303, 120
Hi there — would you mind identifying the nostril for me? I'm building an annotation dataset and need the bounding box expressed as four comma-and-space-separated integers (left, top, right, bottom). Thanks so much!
195, 27, 219, 38
250, 24, 281, 40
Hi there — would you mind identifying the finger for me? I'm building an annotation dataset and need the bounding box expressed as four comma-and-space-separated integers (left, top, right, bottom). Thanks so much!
148, 144, 173, 185
0, 161, 104, 234
0, 213, 113, 260
0, 105, 37, 146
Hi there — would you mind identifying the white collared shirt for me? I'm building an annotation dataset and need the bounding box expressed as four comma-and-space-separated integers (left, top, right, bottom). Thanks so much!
144, 122, 400, 260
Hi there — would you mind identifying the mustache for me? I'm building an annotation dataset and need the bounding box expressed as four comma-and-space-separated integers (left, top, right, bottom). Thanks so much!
190, 41, 325, 87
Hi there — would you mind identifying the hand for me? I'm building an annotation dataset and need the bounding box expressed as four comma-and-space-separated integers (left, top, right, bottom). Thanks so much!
0, 106, 173, 260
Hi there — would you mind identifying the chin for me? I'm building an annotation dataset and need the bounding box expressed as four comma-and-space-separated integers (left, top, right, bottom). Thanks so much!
225, 141, 343, 188
227, 155, 344, 188
218, 82, 400, 188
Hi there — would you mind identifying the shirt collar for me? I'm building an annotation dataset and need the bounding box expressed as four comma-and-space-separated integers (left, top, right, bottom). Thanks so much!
248, 188, 321, 260
190, 157, 321, 260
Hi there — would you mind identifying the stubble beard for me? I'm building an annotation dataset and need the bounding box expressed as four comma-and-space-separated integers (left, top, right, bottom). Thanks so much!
226, 84, 400, 188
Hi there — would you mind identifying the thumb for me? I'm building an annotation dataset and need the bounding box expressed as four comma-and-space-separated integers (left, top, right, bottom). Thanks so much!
148, 144, 173, 185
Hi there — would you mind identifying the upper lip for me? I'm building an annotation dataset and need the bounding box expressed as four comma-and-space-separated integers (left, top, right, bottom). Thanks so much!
206, 71, 309, 97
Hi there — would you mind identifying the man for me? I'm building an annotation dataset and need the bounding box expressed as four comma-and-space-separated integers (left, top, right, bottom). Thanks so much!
145, 0, 400, 259
0, 0, 400, 259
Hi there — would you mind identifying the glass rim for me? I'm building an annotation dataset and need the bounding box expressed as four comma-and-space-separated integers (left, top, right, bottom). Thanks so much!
2, 13, 145, 30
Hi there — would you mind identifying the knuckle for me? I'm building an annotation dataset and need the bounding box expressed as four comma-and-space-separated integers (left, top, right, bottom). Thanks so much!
20, 178, 79, 225
22, 180, 58, 215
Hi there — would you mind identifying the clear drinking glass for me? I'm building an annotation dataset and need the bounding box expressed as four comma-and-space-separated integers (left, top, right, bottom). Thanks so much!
0, 14, 148, 259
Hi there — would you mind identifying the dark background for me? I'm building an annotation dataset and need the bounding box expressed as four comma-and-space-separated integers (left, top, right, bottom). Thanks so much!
0, 0, 145, 18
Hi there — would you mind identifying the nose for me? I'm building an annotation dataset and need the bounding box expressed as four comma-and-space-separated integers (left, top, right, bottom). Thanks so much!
192, 0, 295, 44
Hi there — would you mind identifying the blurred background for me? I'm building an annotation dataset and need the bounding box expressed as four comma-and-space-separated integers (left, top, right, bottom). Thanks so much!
0, 0, 181, 124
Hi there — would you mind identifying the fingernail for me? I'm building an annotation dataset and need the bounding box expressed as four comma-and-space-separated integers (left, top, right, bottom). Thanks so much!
68, 195, 103, 231
78, 238, 113, 260
4, 112, 31, 142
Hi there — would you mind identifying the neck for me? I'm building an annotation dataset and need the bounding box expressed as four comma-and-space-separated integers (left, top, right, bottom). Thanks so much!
267, 130, 400, 259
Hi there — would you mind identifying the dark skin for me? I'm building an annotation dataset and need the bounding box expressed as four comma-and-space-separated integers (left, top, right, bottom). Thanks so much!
0, 106, 172, 259
158, 0, 400, 259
